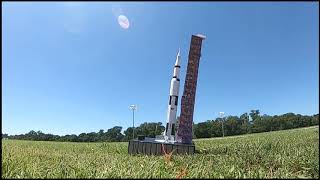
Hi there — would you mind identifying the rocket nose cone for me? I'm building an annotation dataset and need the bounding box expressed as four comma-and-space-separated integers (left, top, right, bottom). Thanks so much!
175, 49, 181, 66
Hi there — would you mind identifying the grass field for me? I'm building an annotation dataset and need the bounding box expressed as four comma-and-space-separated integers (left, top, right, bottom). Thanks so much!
2, 126, 319, 178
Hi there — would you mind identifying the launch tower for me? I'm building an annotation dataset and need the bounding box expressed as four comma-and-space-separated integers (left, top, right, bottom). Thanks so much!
128, 34, 206, 155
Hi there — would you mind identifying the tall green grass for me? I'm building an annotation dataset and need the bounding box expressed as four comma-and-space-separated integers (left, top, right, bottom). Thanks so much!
2, 126, 319, 178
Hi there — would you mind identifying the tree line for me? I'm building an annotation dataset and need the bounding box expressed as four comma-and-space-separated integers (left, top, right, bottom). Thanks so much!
2, 122, 165, 142
193, 110, 319, 138
2, 110, 319, 142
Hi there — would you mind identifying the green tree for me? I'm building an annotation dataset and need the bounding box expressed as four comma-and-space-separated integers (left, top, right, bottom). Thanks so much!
2, 133, 9, 139
105, 126, 124, 142
249, 110, 260, 122
311, 114, 319, 125
224, 116, 241, 136
240, 113, 250, 134
137, 122, 165, 138
194, 121, 211, 138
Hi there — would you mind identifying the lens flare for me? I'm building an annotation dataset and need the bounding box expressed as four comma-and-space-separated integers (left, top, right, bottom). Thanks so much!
118, 15, 130, 29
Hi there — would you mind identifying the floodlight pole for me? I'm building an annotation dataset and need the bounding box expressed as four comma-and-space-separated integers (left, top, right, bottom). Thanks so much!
219, 112, 225, 137
222, 118, 224, 137
132, 108, 135, 139
129, 105, 137, 140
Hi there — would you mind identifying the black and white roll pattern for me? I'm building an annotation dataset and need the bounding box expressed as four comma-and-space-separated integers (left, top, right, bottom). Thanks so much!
165, 49, 181, 137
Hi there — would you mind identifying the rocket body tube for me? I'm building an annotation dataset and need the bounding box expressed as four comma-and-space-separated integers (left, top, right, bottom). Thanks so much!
165, 50, 181, 138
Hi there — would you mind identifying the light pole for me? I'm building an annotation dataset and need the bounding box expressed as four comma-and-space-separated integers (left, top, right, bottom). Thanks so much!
129, 105, 137, 139
219, 112, 225, 137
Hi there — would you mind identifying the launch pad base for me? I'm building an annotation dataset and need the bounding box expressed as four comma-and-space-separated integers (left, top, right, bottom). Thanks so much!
128, 137, 195, 155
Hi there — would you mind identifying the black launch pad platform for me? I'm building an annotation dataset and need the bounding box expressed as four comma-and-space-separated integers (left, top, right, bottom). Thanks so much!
128, 137, 195, 155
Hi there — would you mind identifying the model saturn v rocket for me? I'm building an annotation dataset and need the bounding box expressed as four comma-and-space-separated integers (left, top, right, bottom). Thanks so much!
164, 49, 181, 141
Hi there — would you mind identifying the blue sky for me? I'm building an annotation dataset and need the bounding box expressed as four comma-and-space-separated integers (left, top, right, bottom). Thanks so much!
2, 2, 319, 135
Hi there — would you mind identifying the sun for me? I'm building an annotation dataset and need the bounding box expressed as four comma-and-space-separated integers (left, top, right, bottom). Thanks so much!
118, 15, 130, 29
